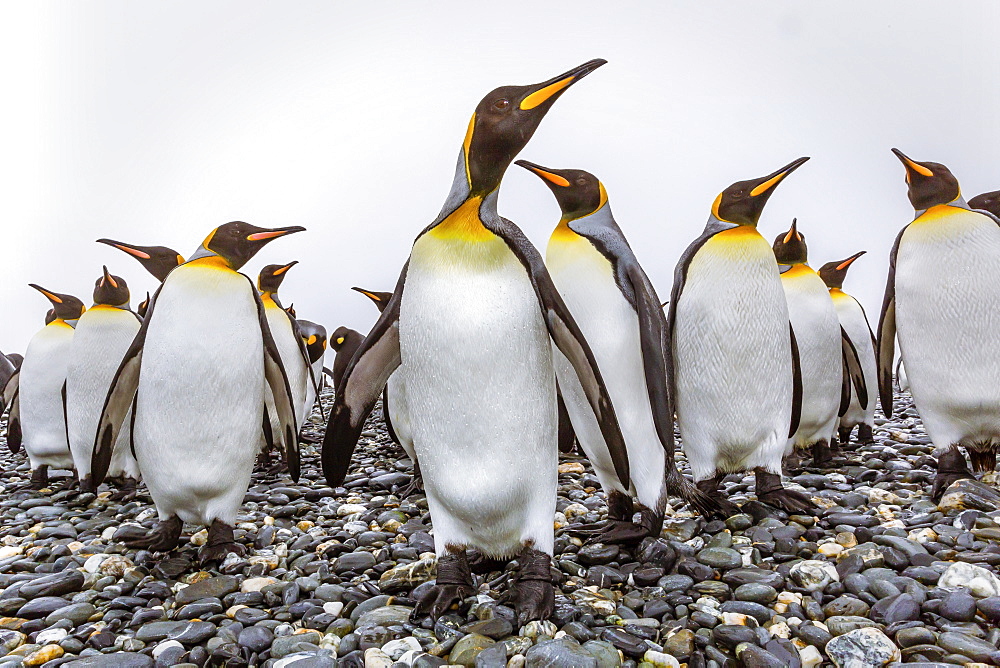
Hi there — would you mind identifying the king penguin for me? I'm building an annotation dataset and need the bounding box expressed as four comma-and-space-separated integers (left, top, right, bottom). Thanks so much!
773, 220, 864, 467
878, 150, 1000, 500
330, 326, 365, 391
669, 158, 816, 514
15, 286, 86, 488
66, 267, 142, 495
969, 190, 1000, 218
92, 221, 304, 560
297, 319, 328, 421
818, 252, 878, 446
352, 287, 421, 496
0, 353, 16, 414
324, 60, 630, 624
516, 160, 721, 539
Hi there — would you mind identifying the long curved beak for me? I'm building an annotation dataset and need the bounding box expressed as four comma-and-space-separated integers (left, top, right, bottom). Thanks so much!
519, 59, 607, 110
836, 250, 867, 270
750, 157, 811, 198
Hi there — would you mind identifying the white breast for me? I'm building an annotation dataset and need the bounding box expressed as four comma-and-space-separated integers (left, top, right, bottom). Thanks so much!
780, 266, 842, 448
66, 307, 141, 479
264, 301, 310, 426
546, 234, 665, 509
895, 206, 1000, 450
673, 228, 792, 480
832, 291, 877, 428
400, 232, 557, 557
19, 323, 76, 468
135, 264, 264, 525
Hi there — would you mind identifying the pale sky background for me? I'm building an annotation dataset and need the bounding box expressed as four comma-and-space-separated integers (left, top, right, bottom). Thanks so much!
2, 2, 999, 359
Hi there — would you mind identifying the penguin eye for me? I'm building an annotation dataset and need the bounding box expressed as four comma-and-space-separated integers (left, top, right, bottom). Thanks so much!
732, 189, 746, 198
493, 98, 510, 110
576, 178, 588, 187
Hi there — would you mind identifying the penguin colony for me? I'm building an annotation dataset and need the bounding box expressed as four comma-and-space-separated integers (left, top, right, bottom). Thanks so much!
2, 60, 1000, 625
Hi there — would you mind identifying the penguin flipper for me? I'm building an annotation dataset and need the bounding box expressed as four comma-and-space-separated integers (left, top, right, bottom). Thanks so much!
322, 267, 406, 487
876, 227, 905, 418
2, 369, 19, 417
838, 351, 852, 418
788, 323, 803, 439
61, 381, 70, 450
496, 222, 630, 487
6, 391, 21, 454
840, 325, 868, 411
556, 385, 576, 454
251, 279, 300, 481
625, 264, 721, 516
286, 311, 326, 421
382, 385, 400, 447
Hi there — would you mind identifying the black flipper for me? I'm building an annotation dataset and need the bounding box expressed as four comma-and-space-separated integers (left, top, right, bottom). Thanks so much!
321, 265, 406, 487
92, 286, 157, 485
286, 310, 326, 421
877, 227, 906, 418
7, 392, 21, 454
556, 385, 576, 454
382, 385, 400, 446
625, 263, 721, 517
497, 221, 630, 487
841, 325, 868, 410
838, 350, 852, 418
250, 277, 300, 481
788, 323, 802, 439
61, 381, 69, 449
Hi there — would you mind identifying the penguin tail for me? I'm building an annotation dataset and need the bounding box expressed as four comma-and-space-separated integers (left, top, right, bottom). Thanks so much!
666, 469, 739, 520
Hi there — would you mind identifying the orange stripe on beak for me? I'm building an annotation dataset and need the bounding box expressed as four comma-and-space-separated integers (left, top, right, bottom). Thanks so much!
520, 76, 574, 110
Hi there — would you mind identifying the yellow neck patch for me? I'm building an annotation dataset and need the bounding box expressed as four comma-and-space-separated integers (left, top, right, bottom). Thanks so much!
49, 319, 72, 330
429, 197, 495, 242
829, 288, 849, 299
914, 203, 963, 224
187, 255, 232, 271
714, 226, 763, 242
781, 263, 814, 278
550, 219, 581, 244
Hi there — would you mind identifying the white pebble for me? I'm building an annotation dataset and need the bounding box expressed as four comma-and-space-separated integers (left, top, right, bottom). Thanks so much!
152, 640, 184, 658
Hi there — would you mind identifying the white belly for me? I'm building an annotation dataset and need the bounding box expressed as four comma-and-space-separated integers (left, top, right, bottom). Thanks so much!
401, 233, 557, 557
19, 324, 75, 469
781, 267, 842, 448
66, 307, 141, 480
673, 228, 792, 479
135, 265, 264, 525
265, 303, 310, 426
547, 235, 665, 509
832, 291, 877, 428
387, 372, 414, 460
895, 206, 1000, 450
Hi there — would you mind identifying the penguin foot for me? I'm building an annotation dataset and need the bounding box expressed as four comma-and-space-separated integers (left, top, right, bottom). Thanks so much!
782, 450, 808, 474
510, 547, 555, 626
124, 516, 183, 552
297, 432, 321, 445
29, 466, 49, 490
754, 468, 816, 514
199, 520, 247, 564
857, 423, 874, 445
78, 475, 95, 494
811, 440, 834, 468
932, 447, 975, 502
576, 520, 650, 545
838, 426, 854, 447
108, 477, 139, 502
396, 466, 424, 499
969, 449, 997, 474
671, 472, 739, 519
411, 551, 474, 622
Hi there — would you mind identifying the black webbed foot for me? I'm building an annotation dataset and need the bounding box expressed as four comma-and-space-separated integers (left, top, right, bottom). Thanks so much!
856, 423, 874, 445
395, 463, 424, 498
29, 466, 49, 490
199, 519, 246, 564
811, 440, 834, 468
510, 547, 554, 626
123, 516, 183, 552
932, 447, 975, 502
694, 474, 741, 519
755, 467, 816, 514
411, 551, 474, 622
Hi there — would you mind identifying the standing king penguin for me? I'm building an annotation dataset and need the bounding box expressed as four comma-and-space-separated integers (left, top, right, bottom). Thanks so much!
297, 319, 328, 421
14, 286, 85, 488
878, 150, 1000, 500
517, 161, 721, 539
669, 159, 815, 513
329, 326, 365, 391
818, 252, 877, 445
352, 287, 420, 496
66, 267, 142, 494
324, 60, 631, 624
92, 222, 303, 560
773, 220, 865, 467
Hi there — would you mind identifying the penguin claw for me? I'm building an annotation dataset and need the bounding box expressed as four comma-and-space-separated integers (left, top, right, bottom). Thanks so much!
199, 541, 246, 565
512, 579, 555, 626
674, 477, 740, 520
571, 520, 650, 546
410, 583, 473, 622
395, 474, 424, 499
122, 516, 183, 553
757, 488, 816, 514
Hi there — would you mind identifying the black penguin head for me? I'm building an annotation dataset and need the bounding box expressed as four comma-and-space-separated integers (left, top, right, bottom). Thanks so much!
462, 59, 606, 196
712, 157, 810, 226
30, 284, 85, 321
97, 239, 185, 283
351, 287, 393, 314
330, 326, 357, 351
515, 161, 606, 220
298, 319, 328, 364
285, 303, 297, 318
257, 261, 298, 295
891, 149, 961, 211
137, 292, 151, 318
772, 219, 808, 264
818, 251, 866, 289
969, 189, 1000, 217
44, 309, 55, 325
198, 222, 305, 271
93, 266, 130, 306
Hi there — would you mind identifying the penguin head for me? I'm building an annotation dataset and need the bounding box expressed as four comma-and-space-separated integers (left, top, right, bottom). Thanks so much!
351, 286, 393, 314
92, 266, 130, 307
97, 239, 185, 283
515, 161, 607, 221
772, 219, 808, 264
818, 251, 866, 289
891, 149, 961, 211
330, 326, 356, 351
44, 309, 56, 325
712, 157, 810, 226
969, 189, 1000, 217
197, 222, 305, 271
285, 303, 297, 318
257, 261, 298, 295
30, 284, 85, 322
137, 292, 151, 318
298, 320, 328, 363
462, 59, 606, 197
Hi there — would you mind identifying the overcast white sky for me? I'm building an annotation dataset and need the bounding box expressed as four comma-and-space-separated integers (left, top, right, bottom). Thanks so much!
2, 2, 999, 357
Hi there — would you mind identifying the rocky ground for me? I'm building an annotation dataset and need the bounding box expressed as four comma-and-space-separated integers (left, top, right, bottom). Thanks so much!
1, 389, 1000, 668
